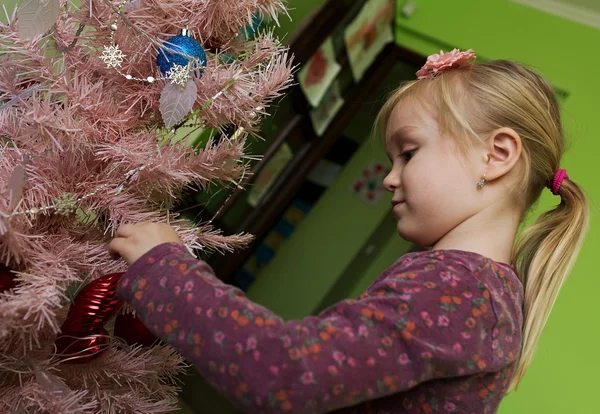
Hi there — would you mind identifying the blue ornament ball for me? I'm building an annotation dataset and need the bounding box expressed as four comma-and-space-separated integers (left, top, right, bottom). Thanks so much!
156, 33, 207, 77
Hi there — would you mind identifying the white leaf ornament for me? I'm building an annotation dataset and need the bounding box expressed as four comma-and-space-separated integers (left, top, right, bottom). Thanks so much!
17, 0, 61, 40
159, 80, 198, 129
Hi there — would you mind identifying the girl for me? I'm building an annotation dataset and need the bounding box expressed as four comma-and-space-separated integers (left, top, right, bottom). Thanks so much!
109, 49, 589, 413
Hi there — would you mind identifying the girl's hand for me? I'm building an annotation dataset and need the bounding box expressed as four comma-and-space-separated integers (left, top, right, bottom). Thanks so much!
108, 222, 182, 265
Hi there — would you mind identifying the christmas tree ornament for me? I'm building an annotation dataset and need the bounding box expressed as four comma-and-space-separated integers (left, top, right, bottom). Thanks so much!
59, 273, 123, 334
0, 264, 17, 293
17, 0, 61, 40
54, 192, 78, 215
100, 44, 126, 69
165, 64, 192, 87
103, 9, 205, 86
114, 312, 156, 346
55, 273, 124, 363
156, 28, 207, 78
159, 80, 198, 128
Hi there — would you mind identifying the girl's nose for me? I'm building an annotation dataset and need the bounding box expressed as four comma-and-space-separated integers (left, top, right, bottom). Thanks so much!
383, 168, 400, 192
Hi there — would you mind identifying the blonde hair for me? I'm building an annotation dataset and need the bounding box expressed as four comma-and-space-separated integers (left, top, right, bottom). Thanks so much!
375, 60, 590, 392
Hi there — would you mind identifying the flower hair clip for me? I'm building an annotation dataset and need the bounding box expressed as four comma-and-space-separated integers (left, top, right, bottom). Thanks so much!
416, 48, 477, 80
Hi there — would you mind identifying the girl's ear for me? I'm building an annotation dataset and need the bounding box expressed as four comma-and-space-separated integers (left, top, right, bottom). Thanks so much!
483, 127, 522, 181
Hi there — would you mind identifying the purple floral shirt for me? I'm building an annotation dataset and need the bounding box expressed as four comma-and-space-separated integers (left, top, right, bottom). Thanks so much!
117, 243, 523, 414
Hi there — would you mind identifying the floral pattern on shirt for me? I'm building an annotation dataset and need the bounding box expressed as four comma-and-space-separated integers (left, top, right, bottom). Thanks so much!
117, 244, 523, 414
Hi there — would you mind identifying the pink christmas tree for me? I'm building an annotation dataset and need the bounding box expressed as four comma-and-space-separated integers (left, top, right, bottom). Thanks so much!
0, 0, 293, 412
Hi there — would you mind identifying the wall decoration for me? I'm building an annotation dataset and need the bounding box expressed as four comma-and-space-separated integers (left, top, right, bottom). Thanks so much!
298, 37, 342, 107
248, 143, 293, 207
350, 161, 390, 205
309, 79, 345, 136
344, 0, 395, 81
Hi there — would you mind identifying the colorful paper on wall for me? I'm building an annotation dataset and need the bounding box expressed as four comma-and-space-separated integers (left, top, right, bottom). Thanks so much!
344, 0, 394, 82
298, 37, 342, 107
247, 143, 293, 208
309, 80, 345, 136
350, 161, 390, 205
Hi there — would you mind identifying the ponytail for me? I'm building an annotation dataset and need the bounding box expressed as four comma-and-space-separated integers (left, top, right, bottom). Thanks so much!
508, 178, 590, 392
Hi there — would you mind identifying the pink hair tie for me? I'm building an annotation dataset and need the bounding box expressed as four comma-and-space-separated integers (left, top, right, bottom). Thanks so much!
548, 169, 568, 196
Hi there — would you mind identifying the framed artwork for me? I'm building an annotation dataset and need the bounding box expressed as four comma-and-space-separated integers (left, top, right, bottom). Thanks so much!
297, 37, 342, 107
309, 79, 345, 136
247, 143, 294, 207
344, 0, 395, 81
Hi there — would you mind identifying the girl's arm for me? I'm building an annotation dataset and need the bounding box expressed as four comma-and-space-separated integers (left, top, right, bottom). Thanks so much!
116, 242, 520, 414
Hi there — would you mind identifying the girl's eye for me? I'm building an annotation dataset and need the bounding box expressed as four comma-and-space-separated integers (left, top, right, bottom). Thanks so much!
401, 150, 416, 161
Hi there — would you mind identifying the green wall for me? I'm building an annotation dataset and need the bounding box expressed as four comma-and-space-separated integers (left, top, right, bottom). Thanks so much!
394, 1, 599, 413
274, 0, 326, 41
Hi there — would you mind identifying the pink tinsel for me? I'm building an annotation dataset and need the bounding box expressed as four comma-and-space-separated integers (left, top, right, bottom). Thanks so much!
0, 0, 292, 411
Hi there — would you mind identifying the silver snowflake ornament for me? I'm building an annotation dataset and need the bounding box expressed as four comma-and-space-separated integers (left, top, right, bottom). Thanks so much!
166, 64, 191, 87
101, 45, 126, 69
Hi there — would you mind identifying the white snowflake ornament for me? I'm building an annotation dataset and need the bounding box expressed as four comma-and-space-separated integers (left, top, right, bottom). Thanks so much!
101, 45, 126, 69
166, 64, 191, 87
